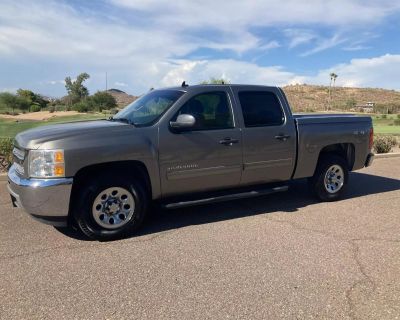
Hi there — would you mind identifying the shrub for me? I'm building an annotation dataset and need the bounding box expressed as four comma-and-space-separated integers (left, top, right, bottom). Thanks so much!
0, 137, 13, 168
54, 105, 67, 112
91, 91, 117, 111
373, 135, 397, 154
381, 114, 387, 119
397, 114, 400, 119
0, 92, 30, 112
48, 106, 55, 113
394, 119, 400, 126
72, 100, 91, 113
30, 105, 41, 112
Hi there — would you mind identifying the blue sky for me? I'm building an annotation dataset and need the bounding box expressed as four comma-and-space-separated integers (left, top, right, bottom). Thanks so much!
0, 0, 399, 97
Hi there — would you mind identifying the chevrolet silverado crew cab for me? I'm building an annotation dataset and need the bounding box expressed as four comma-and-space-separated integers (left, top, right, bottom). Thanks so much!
8, 84, 374, 240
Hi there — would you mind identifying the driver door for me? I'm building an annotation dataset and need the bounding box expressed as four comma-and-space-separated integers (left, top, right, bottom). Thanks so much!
158, 89, 243, 197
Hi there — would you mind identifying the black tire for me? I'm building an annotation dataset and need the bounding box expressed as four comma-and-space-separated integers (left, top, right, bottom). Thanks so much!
73, 174, 148, 240
309, 154, 349, 202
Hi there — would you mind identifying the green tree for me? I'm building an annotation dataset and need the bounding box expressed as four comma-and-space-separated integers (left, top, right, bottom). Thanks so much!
91, 91, 117, 111
16, 89, 35, 102
65, 73, 90, 104
200, 77, 230, 84
0, 92, 15, 113
16, 89, 49, 111
0, 92, 30, 114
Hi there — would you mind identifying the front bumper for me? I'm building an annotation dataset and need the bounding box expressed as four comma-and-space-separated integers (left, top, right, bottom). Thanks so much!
365, 153, 374, 167
7, 165, 73, 227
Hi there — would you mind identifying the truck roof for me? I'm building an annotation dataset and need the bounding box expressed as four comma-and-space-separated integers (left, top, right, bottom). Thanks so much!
158, 84, 279, 92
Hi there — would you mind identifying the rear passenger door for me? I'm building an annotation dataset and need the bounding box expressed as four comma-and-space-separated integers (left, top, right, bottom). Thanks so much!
231, 87, 297, 185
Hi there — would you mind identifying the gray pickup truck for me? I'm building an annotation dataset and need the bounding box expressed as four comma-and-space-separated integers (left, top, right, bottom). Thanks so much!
8, 84, 374, 240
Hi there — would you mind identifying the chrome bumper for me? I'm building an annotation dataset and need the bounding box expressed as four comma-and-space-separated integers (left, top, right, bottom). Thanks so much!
7, 165, 73, 226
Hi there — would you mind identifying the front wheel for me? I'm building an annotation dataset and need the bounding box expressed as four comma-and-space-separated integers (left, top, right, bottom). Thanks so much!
309, 155, 349, 202
74, 175, 148, 240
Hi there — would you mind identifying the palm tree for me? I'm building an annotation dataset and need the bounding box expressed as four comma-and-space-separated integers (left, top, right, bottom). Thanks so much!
328, 73, 338, 110
332, 73, 338, 88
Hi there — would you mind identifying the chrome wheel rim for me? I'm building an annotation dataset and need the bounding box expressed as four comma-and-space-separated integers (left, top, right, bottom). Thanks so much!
92, 187, 135, 229
324, 165, 344, 194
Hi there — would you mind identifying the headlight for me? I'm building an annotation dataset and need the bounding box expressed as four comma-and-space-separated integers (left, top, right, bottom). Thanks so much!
28, 149, 65, 178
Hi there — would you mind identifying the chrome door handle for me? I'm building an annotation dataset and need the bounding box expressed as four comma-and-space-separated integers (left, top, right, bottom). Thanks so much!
274, 134, 290, 141
219, 138, 239, 146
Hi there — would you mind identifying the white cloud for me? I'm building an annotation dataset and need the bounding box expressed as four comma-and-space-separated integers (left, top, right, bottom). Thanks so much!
159, 59, 306, 88
342, 45, 371, 51
45, 80, 65, 85
2, 0, 395, 59
305, 54, 400, 90
114, 82, 128, 87
158, 54, 400, 91
0, 0, 399, 96
284, 29, 317, 49
259, 41, 281, 51
110, 0, 400, 28
0, 1, 196, 59
300, 34, 347, 56
0, 87, 18, 93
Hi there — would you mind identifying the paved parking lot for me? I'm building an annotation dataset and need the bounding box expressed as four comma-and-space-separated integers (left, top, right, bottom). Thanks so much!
0, 158, 399, 319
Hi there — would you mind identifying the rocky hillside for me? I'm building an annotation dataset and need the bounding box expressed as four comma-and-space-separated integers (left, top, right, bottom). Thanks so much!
282, 84, 400, 113
107, 89, 137, 108
106, 85, 400, 113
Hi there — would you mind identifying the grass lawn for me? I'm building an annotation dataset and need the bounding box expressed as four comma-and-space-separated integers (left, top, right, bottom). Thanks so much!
372, 115, 400, 135
0, 113, 105, 138
374, 125, 400, 135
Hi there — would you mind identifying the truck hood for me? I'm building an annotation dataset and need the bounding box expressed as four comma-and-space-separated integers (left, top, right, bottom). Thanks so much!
15, 120, 129, 149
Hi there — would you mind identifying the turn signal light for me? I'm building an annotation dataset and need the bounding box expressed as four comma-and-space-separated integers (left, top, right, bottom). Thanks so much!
54, 151, 64, 163
54, 164, 65, 177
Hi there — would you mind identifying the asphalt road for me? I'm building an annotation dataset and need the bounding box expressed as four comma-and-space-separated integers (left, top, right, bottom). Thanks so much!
0, 158, 399, 320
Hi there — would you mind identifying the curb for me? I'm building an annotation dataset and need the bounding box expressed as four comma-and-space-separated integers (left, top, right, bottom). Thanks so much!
374, 152, 400, 159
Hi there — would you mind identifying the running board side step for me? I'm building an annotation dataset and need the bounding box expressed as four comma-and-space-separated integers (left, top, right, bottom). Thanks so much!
163, 185, 289, 209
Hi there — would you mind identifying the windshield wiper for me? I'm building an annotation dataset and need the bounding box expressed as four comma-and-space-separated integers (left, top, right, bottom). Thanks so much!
108, 117, 135, 126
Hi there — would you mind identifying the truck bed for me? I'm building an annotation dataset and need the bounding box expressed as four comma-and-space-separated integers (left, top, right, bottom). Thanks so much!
292, 113, 373, 179
293, 113, 372, 125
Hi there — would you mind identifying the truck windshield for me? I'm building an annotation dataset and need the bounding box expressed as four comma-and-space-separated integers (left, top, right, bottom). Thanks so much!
112, 90, 185, 126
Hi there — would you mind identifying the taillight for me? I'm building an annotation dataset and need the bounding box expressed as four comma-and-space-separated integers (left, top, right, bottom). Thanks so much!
369, 127, 374, 150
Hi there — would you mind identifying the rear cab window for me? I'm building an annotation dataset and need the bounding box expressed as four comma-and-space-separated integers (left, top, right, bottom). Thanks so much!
238, 91, 285, 127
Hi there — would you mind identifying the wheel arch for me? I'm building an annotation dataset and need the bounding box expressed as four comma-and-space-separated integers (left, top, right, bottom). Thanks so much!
317, 143, 355, 172
69, 161, 152, 218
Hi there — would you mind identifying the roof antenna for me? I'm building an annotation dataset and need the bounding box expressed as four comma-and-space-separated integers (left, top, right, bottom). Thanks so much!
181, 81, 189, 87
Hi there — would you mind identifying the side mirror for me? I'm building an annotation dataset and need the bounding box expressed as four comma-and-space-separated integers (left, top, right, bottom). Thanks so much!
170, 114, 196, 131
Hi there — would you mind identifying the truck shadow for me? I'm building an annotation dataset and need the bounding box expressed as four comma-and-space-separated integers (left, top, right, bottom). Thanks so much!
56, 172, 400, 241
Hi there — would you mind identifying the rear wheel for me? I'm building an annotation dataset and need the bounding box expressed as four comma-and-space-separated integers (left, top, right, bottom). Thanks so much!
309, 154, 349, 201
74, 174, 148, 240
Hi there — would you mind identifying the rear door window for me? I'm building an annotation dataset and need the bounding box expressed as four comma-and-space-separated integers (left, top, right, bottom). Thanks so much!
238, 91, 284, 127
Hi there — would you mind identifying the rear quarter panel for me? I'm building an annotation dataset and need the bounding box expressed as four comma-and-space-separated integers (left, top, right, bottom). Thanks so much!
293, 115, 372, 179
